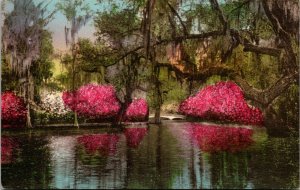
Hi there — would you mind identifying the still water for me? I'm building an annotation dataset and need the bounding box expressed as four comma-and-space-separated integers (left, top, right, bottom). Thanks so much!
1, 122, 299, 189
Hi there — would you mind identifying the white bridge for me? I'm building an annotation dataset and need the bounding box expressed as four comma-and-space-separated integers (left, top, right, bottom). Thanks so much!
149, 114, 186, 121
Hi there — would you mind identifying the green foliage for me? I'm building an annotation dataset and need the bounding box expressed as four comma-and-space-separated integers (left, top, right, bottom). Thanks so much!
147, 68, 188, 112
94, 8, 140, 42
273, 84, 299, 128
34, 111, 75, 125
1, 53, 19, 91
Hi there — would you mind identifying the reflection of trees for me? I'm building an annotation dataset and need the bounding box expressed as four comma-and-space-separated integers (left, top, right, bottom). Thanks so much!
3, 124, 297, 189
248, 138, 299, 189
1, 136, 18, 164
77, 134, 120, 155
209, 152, 249, 189
189, 124, 254, 153
49, 134, 126, 189
124, 127, 148, 148
125, 125, 186, 189
2, 135, 52, 189
167, 122, 253, 189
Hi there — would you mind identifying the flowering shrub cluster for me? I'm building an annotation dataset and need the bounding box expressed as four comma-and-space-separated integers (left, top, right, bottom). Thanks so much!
77, 134, 119, 155
179, 81, 263, 125
189, 123, 254, 153
124, 128, 148, 148
1, 92, 27, 126
62, 84, 121, 119
1, 137, 18, 164
40, 91, 71, 115
125, 99, 149, 122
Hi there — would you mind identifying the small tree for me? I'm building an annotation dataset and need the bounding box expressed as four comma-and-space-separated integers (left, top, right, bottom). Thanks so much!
56, 0, 92, 127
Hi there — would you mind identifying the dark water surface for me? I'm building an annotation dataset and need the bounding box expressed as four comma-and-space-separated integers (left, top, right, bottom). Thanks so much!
1, 122, 299, 189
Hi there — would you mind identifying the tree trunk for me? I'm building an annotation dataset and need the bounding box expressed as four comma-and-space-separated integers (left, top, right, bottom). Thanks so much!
26, 70, 33, 128
153, 65, 162, 124
72, 44, 79, 128
154, 107, 161, 124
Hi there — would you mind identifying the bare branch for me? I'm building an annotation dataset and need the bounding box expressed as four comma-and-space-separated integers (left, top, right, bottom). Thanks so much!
243, 43, 281, 57
167, 1, 188, 35
209, 0, 228, 33
261, 0, 297, 66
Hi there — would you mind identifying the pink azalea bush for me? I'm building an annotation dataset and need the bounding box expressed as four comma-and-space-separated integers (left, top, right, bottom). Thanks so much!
124, 128, 148, 148
1, 137, 18, 164
179, 81, 263, 125
1, 92, 27, 126
125, 99, 149, 122
77, 134, 119, 155
189, 123, 254, 153
62, 84, 121, 119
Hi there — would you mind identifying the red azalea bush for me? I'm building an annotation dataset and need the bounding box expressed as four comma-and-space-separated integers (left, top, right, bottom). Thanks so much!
125, 99, 149, 122
124, 128, 148, 148
1, 92, 27, 126
189, 123, 254, 153
179, 81, 263, 125
77, 134, 119, 155
62, 84, 121, 119
1, 137, 18, 164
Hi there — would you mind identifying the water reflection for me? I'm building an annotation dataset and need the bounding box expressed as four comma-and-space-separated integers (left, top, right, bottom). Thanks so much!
1, 135, 52, 189
124, 127, 148, 148
1, 123, 299, 189
1, 136, 18, 164
77, 134, 120, 155
188, 123, 254, 153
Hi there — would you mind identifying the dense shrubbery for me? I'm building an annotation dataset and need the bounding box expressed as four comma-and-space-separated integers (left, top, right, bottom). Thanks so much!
125, 99, 149, 122
62, 84, 121, 119
189, 123, 254, 153
35, 91, 73, 124
124, 127, 148, 148
179, 81, 263, 125
40, 91, 71, 115
1, 92, 27, 126
77, 134, 119, 155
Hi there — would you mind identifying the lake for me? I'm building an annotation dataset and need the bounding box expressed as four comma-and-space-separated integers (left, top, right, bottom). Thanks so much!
1, 122, 299, 189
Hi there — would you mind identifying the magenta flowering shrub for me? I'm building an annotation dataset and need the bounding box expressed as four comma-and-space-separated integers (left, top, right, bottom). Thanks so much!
1, 137, 18, 164
62, 84, 121, 119
179, 81, 263, 125
189, 123, 254, 153
1, 92, 27, 126
125, 99, 149, 122
77, 134, 119, 155
124, 128, 148, 148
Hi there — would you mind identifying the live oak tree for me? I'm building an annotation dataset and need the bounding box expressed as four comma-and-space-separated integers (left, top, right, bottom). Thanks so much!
2, 0, 56, 127
91, 0, 298, 126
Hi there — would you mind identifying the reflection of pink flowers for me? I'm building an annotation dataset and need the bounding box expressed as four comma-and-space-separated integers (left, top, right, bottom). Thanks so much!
1, 92, 27, 126
1, 137, 18, 164
125, 99, 149, 122
124, 128, 148, 148
189, 123, 253, 153
179, 81, 263, 125
62, 84, 121, 119
77, 134, 120, 155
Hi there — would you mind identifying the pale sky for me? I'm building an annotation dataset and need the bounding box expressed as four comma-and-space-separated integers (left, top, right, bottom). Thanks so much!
46, 0, 97, 51
2, 0, 116, 51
